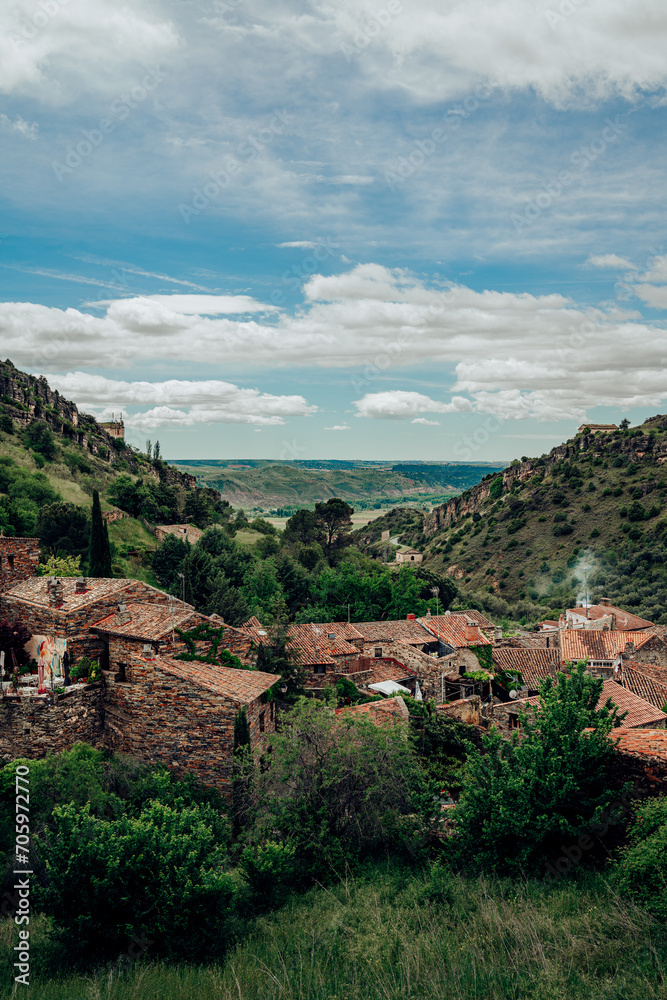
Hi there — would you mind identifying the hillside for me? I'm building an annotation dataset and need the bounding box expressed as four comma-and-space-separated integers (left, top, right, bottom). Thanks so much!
170, 458, 506, 509
0, 360, 226, 579
417, 417, 667, 624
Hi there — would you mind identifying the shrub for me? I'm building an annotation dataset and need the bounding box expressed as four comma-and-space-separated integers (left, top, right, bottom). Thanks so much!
24, 421, 56, 460
614, 796, 667, 920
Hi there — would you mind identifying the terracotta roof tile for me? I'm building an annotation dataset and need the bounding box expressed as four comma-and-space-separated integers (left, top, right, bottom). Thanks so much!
418, 614, 492, 648
621, 665, 667, 711
349, 620, 434, 645
492, 648, 560, 691
151, 654, 279, 702
5, 576, 143, 610
336, 696, 409, 725
92, 602, 200, 641
567, 604, 654, 630
361, 661, 416, 686
515, 680, 667, 729
561, 630, 653, 663
613, 728, 667, 761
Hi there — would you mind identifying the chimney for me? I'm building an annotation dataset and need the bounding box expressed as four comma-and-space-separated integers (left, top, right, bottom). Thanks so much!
116, 603, 131, 625
425, 609, 431, 618
494, 625, 502, 642
465, 623, 477, 642
406, 613, 416, 621
599, 597, 611, 607
47, 577, 64, 607
75, 577, 86, 594
625, 640, 635, 657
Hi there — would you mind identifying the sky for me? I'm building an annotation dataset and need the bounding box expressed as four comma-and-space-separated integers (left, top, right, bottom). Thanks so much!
1, 0, 667, 462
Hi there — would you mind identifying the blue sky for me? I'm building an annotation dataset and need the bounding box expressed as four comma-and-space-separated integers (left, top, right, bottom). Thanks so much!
1, 0, 667, 461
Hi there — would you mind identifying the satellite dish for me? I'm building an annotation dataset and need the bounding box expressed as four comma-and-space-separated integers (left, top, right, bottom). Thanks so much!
509, 689, 518, 699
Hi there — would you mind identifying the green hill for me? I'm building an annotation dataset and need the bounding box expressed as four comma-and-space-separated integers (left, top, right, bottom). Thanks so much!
418, 417, 667, 624
0, 360, 225, 580
170, 458, 506, 509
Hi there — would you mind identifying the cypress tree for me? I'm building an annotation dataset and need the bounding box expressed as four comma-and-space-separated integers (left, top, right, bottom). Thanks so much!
88, 490, 112, 577
232, 706, 252, 832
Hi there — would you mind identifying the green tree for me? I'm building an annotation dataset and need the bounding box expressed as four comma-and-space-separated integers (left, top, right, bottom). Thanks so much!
36, 800, 235, 961
208, 575, 251, 625
24, 420, 56, 460
614, 796, 667, 920
38, 554, 82, 577
454, 662, 626, 874
241, 559, 284, 620
152, 533, 189, 589
284, 508, 319, 545
315, 498, 354, 562
246, 698, 432, 878
36, 501, 90, 558
88, 490, 112, 577
253, 597, 305, 695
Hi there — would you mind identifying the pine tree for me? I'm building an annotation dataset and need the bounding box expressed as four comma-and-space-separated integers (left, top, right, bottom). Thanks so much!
88, 490, 112, 577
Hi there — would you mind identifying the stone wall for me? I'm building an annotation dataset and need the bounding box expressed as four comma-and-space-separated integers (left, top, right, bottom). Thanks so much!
0, 538, 39, 592
103, 659, 275, 793
0, 684, 105, 761
356, 639, 461, 702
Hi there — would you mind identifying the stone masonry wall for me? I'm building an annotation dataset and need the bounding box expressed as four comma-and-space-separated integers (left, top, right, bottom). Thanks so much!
356, 639, 460, 702
103, 658, 275, 794
0, 538, 39, 592
0, 684, 105, 761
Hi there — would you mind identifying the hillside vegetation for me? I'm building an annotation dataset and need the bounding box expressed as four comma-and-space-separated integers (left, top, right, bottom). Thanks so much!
421, 417, 667, 623
171, 458, 506, 509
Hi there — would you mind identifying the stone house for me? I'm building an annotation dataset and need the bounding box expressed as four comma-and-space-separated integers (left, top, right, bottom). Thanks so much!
560, 629, 663, 677
154, 523, 203, 545
492, 647, 560, 694
417, 613, 493, 674
493, 679, 667, 732
395, 548, 423, 565
565, 600, 653, 632
103, 651, 279, 791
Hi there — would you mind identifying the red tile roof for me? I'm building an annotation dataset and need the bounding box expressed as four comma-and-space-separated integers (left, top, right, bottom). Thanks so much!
5, 576, 146, 610
567, 604, 654, 630
418, 614, 492, 648
613, 728, 667, 761
515, 680, 667, 729
561, 630, 653, 663
92, 602, 200, 641
621, 665, 667, 712
242, 616, 263, 629
492, 648, 560, 691
336, 696, 409, 725
288, 623, 360, 665
458, 609, 496, 629
361, 661, 416, 686
152, 655, 279, 703
349, 619, 434, 645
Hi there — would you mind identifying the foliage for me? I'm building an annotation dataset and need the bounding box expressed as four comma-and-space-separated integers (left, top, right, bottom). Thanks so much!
454, 663, 626, 874
470, 644, 493, 672
88, 489, 112, 577
37, 554, 82, 577
253, 598, 305, 695
35, 501, 90, 559
613, 796, 667, 920
244, 698, 433, 878
24, 420, 56, 460
36, 799, 235, 961
314, 497, 354, 562
298, 559, 432, 623
152, 533, 190, 590
401, 695, 478, 792
106, 474, 180, 524
174, 621, 244, 668
0, 456, 59, 536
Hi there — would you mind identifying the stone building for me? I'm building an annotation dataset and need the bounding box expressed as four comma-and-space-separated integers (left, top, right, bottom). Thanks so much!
154, 523, 203, 545
0, 537, 40, 591
565, 599, 654, 632
395, 548, 423, 564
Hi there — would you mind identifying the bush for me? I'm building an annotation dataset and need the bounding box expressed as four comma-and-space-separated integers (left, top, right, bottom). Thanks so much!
614, 796, 667, 920
37, 799, 236, 961
24, 421, 56, 460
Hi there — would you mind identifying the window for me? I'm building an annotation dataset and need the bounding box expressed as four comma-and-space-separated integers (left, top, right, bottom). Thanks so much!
259, 711, 265, 733
314, 664, 326, 674
116, 662, 127, 682
374, 647, 382, 658
7, 555, 14, 570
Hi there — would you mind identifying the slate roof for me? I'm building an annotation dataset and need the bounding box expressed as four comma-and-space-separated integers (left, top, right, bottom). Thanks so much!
492, 648, 560, 691
4, 576, 139, 610
612, 728, 667, 761
567, 604, 654, 631
92, 602, 199, 641
152, 655, 279, 703
561, 630, 653, 662
621, 665, 667, 712
350, 619, 434, 645
418, 614, 493, 647
515, 680, 667, 729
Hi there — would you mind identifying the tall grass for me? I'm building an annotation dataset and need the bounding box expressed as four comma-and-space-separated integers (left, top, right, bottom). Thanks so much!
1, 866, 664, 1000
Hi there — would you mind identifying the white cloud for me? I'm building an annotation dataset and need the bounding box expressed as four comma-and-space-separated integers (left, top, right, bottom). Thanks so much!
0, 0, 178, 102
276, 241, 318, 249
5, 263, 667, 423
0, 113, 37, 138
324, 423, 351, 430
45, 372, 317, 429
585, 254, 637, 270
411, 418, 441, 425
88, 294, 277, 315
354, 391, 472, 420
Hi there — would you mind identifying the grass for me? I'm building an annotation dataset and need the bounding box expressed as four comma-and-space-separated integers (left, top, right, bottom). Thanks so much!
108, 517, 159, 585
2, 866, 665, 1000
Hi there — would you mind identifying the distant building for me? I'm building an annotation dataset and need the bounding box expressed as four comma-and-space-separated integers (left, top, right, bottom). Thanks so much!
576, 423, 618, 435
396, 548, 423, 564
155, 523, 203, 545
99, 415, 125, 439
